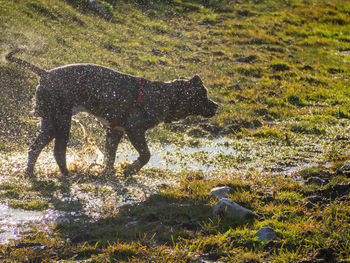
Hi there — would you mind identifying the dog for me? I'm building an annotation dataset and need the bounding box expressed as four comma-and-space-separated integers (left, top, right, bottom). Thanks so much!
6, 49, 218, 176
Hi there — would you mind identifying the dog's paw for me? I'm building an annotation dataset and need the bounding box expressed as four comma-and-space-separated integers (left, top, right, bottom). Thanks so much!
61, 169, 70, 177
103, 166, 116, 176
123, 165, 138, 177
25, 168, 35, 178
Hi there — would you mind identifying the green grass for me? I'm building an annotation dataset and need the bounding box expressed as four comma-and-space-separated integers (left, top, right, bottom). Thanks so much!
1, 0, 350, 150
0, 166, 349, 262
9, 200, 49, 210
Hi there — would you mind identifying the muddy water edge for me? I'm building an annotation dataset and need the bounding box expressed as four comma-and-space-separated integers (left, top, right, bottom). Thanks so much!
0, 118, 349, 261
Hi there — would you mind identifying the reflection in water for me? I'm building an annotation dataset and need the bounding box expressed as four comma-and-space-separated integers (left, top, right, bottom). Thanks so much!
0, 204, 58, 244
0, 132, 347, 243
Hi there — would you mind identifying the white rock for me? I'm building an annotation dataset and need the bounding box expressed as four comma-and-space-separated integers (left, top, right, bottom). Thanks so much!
210, 186, 233, 198
213, 198, 257, 219
255, 227, 279, 242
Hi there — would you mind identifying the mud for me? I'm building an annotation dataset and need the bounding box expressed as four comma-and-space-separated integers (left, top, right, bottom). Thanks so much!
0, 118, 349, 243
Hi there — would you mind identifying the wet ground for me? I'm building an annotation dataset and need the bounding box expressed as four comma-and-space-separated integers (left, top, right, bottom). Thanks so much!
0, 119, 349, 244
0, 204, 58, 243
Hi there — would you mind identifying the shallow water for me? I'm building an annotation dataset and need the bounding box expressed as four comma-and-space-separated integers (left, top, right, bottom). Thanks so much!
0, 120, 349, 243
0, 204, 58, 244
109, 136, 328, 175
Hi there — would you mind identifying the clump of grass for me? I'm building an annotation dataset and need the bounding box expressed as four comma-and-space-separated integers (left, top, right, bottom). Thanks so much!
0, 189, 20, 198
287, 94, 306, 107
327, 66, 346, 74
236, 66, 263, 78
9, 200, 49, 210
252, 127, 284, 139
297, 166, 330, 179
332, 106, 350, 119
270, 62, 290, 72
275, 191, 302, 204
107, 242, 144, 261
288, 121, 326, 135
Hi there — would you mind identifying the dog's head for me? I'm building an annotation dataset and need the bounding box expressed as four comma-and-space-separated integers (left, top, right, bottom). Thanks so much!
166, 75, 218, 122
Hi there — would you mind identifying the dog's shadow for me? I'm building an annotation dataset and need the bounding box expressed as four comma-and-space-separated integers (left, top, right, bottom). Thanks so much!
29, 173, 86, 217
28, 167, 158, 220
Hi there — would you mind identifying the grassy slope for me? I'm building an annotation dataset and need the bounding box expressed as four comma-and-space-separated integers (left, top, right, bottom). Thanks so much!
0, 0, 350, 262
0, 0, 350, 149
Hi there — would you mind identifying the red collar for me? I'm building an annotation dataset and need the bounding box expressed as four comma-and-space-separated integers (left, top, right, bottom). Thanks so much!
102, 77, 143, 130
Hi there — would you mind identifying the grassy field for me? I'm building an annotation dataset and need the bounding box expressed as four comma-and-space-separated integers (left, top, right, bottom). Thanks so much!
0, 0, 349, 262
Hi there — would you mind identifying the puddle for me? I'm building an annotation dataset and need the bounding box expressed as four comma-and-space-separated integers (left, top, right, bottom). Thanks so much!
0, 118, 349, 244
0, 204, 58, 244
107, 136, 333, 176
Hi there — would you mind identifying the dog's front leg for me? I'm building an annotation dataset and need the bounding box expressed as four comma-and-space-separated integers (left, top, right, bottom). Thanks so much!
53, 112, 72, 176
104, 129, 124, 174
124, 129, 150, 176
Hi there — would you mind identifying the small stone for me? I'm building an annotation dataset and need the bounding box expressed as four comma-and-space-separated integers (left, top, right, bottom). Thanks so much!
255, 227, 279, 242
152, 48, 162, 56
88, 0, 109, 16
213, 198, 257, 219
210, 186, 233, 198
56, 214, 71, 224
158, 60, 167, 65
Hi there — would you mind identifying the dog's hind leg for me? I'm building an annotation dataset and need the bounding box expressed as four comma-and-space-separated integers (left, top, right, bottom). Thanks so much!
124, 130, 150, 176
26, 118, 54, 176
53, 111, 72, 176
104, 130, 124, 173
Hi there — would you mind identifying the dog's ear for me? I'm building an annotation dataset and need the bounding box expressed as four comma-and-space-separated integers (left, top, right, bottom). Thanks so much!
190, 75, 203, 86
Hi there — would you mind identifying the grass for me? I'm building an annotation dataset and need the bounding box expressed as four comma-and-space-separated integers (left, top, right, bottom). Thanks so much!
0, 165, 349, 262
0, 0, 350, 262
1, 0, 350, 150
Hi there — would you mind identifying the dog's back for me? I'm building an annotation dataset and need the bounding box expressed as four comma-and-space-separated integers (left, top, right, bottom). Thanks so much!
38, 64, 141, 120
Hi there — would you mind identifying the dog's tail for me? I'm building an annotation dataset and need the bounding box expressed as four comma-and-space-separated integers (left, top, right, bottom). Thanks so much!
5, 48, 47, 78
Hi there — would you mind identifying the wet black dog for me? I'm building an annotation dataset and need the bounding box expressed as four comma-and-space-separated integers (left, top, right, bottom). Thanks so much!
6, 49, 218, 176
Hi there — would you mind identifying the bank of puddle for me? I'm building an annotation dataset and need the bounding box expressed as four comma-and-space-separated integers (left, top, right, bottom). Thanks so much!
0, 135, 346, 244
